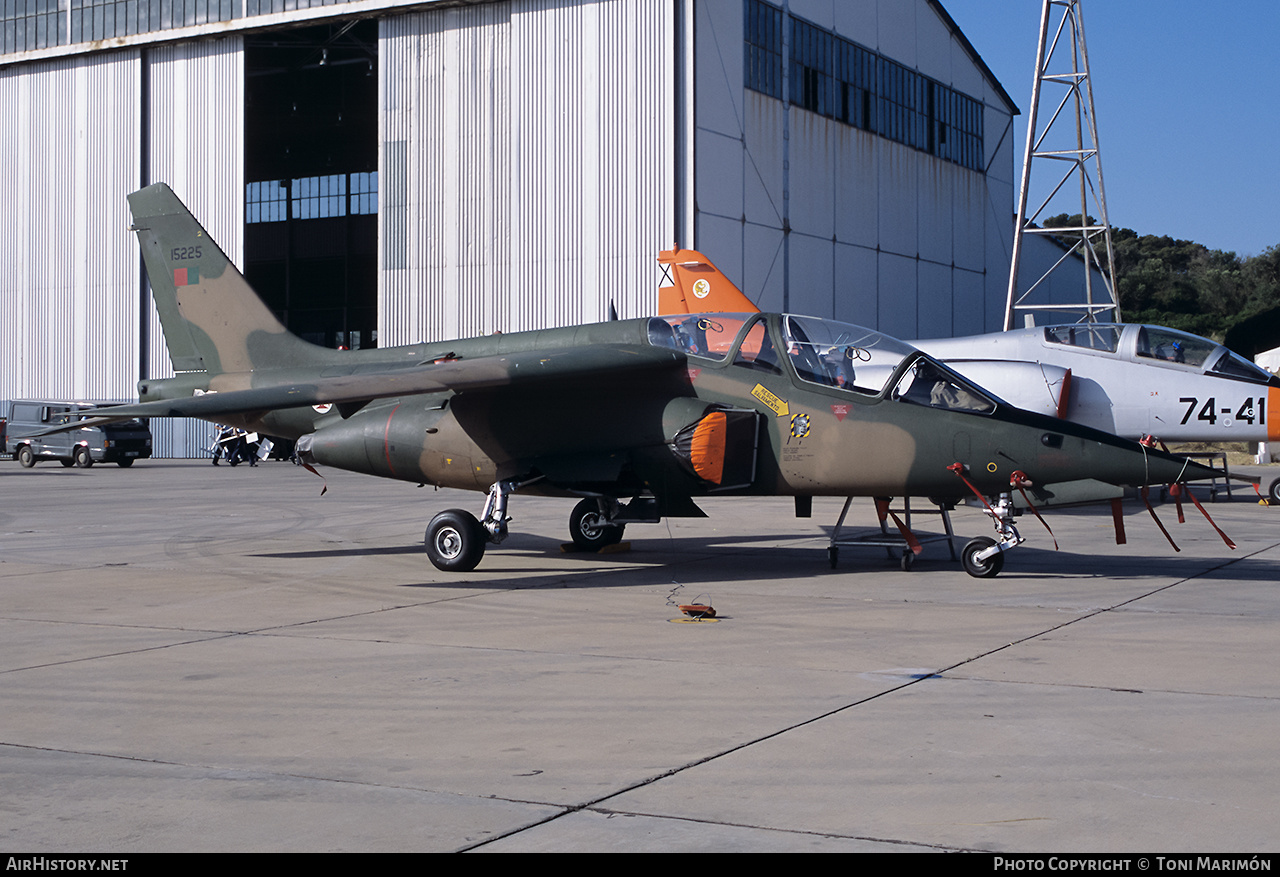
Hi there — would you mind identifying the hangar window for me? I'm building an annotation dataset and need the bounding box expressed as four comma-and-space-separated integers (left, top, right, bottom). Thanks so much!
878, 58, 927, 152
350, 172, 378, 215
247, 172, 378, 223
2, 0, 66, 52
835, 39, 877, 132
246, 181, 288, 223
67, 0, 234, 42
744, 0, 782, 99
745, 4, 985, 173
790, 18, 832, 116
292, 175, 347, 220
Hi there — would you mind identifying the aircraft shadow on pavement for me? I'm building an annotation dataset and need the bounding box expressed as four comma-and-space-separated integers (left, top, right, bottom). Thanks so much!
250, 526, 1255, 590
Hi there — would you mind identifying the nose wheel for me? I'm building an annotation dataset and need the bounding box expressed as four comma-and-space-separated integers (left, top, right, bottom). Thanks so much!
568, 498, 626, 551
960, 536, 1004, 578
961, 493, 1022, 578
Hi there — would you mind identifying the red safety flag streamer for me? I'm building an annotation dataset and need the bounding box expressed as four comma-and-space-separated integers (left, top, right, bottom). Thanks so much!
1111, 498, 1127, 545
1181, 484, 1237, 549
1169, 482, 1186, 524
1009, 470, 1057, 550
300, 459, 329, 496
947, 462, 996, 515
1140, 486, 1179, 552
875, 498, 923, 555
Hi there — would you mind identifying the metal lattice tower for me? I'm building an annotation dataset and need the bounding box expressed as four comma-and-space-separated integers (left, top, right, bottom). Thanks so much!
1003, 0, 1119, 330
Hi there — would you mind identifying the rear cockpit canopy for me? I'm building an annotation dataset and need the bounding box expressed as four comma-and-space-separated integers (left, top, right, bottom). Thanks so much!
1044, 323, 1275, 384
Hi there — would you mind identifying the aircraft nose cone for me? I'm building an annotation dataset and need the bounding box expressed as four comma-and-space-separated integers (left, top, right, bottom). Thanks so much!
999, 415, 1229, 491
1078, 433, 1225, 488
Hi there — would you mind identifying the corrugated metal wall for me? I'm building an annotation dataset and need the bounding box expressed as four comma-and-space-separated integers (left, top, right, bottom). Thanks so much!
378, 0, 677, 346
693, 0, 1017, 340
0, 51, 141, 404
144, 37, 245, 457
0, 38, 241, 457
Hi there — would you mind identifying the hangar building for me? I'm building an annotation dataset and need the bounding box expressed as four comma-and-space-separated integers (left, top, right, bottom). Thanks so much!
0, 0, 1022, 456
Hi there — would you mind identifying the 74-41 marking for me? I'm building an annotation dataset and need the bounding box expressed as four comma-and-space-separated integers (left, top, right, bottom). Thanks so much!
1179, 396, 1265, 426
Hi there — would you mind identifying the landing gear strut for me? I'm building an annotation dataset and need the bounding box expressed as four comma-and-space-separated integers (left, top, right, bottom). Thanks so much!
960, 493, 1022, 578
423, 478, 540, 572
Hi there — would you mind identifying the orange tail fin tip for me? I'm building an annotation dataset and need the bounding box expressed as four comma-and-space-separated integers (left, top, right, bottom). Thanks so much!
658, 245, 759, 315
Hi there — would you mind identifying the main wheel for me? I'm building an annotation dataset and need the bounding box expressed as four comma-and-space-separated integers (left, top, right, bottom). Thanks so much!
16, 445, 35, 468
961, 536, 1004, 578
73, 446, 93, 468
569, 498, 625, 551
1269, 476, 1280, 505
60, 459, 74, 467
425, 509, 487, 572
117, 459, 134, 468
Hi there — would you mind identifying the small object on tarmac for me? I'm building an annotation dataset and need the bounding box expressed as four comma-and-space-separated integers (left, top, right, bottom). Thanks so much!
679, 603, 715, 618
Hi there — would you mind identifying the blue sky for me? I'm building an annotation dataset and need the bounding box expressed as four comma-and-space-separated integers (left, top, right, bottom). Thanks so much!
942, 0, 1280, 257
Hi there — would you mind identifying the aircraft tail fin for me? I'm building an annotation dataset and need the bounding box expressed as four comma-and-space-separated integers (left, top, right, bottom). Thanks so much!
128, 183, 335, 375
658, 246, 760, 315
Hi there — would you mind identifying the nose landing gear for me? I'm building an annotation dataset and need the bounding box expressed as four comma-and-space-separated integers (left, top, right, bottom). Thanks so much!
568, 497, 626, 551
960, 494, 1022, 578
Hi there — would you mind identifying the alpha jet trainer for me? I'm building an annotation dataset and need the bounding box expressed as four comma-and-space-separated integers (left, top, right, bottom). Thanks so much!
75, 184, 1232, 576
660, 247, 1280, 475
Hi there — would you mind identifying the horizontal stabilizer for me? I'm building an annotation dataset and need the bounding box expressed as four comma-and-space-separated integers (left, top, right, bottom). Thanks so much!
29, 344, 684, 435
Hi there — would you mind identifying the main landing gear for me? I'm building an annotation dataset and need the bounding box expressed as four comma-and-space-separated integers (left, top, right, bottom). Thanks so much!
424, 478, 522, 572
424, 509, 488, 572
423, 482, 631, 572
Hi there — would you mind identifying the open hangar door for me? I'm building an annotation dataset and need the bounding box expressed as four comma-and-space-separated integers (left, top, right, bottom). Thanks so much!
244, 19, 380, 352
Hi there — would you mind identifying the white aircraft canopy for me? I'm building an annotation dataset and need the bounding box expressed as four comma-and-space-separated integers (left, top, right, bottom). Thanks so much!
1043, 323, 1275, 385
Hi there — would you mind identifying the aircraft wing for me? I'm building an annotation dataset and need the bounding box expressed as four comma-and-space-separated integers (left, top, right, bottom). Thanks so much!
30, 344, 684, 434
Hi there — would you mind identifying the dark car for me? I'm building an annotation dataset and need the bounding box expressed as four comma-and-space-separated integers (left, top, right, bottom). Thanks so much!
6, 400, 152, 468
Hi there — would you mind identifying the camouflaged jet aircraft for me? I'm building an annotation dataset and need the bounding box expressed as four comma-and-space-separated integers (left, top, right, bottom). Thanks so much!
661, 248, 1280, 502
61, 184, 1236, 577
